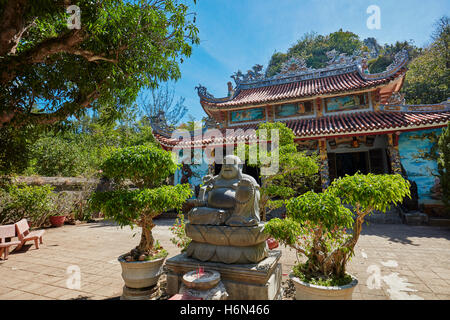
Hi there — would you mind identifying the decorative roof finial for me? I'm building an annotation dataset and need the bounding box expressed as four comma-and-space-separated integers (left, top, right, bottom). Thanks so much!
280, 57, 309, 74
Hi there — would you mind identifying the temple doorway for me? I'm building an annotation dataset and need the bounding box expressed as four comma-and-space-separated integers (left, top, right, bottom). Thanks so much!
336, 152, 368, 176
328, 148, 387, 181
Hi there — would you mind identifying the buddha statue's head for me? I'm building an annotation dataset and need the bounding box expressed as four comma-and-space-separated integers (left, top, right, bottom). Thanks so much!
220, 155, 243, 180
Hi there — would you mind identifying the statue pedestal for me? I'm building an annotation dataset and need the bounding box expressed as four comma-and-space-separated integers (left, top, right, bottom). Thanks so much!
165, 250, 282, 300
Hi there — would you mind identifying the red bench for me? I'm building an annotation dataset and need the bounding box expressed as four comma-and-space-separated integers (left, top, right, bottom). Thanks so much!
0, 224, 21, 260
15, 219, 45, 250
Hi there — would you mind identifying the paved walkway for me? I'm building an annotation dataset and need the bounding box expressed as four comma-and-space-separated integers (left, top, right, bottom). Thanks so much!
0, 219, 449, 300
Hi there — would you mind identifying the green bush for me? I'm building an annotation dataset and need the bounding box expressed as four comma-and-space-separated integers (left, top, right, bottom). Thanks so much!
0, 184, 55, 228
265, 173, 410, 285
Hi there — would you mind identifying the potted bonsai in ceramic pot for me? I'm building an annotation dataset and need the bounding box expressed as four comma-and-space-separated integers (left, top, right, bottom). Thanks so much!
90, 145, 192, 291
265, 173, 410, 300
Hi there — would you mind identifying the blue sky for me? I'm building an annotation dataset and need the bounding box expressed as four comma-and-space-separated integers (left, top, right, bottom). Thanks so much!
141, 0, 449, 123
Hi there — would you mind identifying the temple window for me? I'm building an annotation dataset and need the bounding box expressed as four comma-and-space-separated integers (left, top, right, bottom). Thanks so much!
324, 93, 369, 113
274, 100, 314, 119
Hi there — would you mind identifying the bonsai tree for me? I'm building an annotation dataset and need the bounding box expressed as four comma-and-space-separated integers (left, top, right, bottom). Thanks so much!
265, 173, 410, 285
90, 144, 192, 261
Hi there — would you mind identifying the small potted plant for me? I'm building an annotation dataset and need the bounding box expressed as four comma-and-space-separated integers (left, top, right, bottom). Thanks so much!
90, 145, 192, 292
265, 173, 410, 300
49, 213, 66, 227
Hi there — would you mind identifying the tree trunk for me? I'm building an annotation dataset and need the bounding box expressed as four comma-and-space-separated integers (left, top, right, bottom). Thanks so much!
136, 216, 155, 255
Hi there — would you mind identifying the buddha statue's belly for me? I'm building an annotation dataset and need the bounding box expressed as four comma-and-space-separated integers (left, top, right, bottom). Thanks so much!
208, 188, 236, 209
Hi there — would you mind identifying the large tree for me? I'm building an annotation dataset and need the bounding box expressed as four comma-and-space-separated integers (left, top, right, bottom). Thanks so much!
0, 0, 199, 128
402, 16, 449, 104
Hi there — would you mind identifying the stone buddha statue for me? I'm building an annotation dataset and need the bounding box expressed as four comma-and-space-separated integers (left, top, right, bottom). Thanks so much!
187, 155, 260, 227
185, 155, 268, 264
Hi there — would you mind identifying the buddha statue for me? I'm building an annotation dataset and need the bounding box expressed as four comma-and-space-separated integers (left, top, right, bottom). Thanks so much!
185, 155, 268, 264
187, 155, 260, 227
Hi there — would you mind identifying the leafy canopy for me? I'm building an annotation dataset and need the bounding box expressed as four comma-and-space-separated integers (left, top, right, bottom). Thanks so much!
247, 122, 319, 217
90, 144, 192, 256
90, 184, 192, 226
100, 144, 178, 188
328, 173, 411, 214
264, 173, 411, 282
402, 16, 449, 104
0, 0, 199, 128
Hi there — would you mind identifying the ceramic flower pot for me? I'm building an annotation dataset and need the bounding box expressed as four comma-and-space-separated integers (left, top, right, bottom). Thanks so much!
118, 255, 166, 289
290, 273, 358, 300
49, 215, 66, 227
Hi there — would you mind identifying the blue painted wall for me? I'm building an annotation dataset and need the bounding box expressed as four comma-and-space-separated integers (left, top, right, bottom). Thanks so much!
398, 128, 443, 201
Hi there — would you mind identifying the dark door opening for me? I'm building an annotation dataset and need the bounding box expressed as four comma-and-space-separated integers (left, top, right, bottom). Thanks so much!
336, 152, 368, 177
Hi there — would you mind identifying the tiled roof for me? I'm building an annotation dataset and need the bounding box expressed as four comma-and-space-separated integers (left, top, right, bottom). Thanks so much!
202, 69, 405, 108
153, 109, 450, 149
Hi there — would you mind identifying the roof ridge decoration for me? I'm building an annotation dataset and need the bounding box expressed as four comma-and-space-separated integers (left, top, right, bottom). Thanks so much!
196, 50, 409, 103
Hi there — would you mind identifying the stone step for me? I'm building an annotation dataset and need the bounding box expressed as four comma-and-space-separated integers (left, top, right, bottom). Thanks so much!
428, 218, 450, 227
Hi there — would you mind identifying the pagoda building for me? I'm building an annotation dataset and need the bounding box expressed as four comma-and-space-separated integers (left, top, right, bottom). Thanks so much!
152, 50, 450, 208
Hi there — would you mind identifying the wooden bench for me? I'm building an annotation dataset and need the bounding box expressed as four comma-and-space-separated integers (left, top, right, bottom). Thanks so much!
0, 224, 21, 260
15, 219, 45, 250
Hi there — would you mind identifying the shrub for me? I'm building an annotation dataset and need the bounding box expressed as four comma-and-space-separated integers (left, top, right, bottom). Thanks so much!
90, 144, 192, 261
0, 184, 55, 228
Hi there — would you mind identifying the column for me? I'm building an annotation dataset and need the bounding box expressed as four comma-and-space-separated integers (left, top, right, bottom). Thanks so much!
318, 139, 330, 190
387, 133, 402, 175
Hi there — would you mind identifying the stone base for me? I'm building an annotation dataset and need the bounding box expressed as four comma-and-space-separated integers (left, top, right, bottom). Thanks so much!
120, 284, 161, 300
165, 250, 282, 300
179, 281, 229, 300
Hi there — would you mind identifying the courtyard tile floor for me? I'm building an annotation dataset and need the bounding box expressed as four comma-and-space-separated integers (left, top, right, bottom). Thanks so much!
0, 219, 449, 300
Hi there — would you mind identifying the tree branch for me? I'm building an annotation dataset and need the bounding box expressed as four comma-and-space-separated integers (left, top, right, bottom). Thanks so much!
0, 0, 28, 56
1, 29, 86, 85
1, 85, 101, 128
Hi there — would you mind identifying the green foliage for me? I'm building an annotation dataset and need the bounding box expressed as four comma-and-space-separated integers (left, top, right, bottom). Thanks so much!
0, 126, 40, 175
367, 40, 421, 73
100, 144, 178, 188
90, 145, 192, 258
28, 134, 94, 177
328, 173, 411, 214
264, 173, 411, 284
287, 191, 353, 230
263, 217, 302, 248
438, 122, 450, 210
1, 0, 200, 128
0, 184, 55, 228
402, 16, 449, 104
245, 122, 319, 219
170, 213, 191, 252
90, 182, 192, 226
266, 30, 363, 77
144, 241, 168, 261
